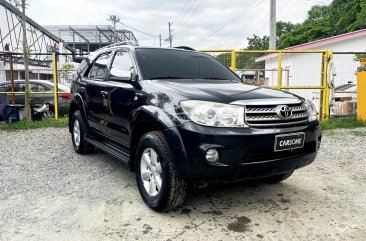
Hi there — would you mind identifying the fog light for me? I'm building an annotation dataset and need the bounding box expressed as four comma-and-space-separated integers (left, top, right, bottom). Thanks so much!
206, 149, 219, 163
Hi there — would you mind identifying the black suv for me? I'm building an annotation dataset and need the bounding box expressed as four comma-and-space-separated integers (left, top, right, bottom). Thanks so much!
69, 43, 321, 212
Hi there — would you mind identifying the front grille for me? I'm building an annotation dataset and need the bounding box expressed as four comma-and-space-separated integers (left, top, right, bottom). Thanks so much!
245, 103, 309, 127
243, 141, 316, 164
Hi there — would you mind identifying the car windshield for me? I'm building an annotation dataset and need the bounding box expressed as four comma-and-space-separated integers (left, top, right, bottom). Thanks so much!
135, 48, 240, 81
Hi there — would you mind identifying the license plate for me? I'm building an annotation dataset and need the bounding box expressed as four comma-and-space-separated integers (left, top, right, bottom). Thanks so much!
274, 132, 305, 152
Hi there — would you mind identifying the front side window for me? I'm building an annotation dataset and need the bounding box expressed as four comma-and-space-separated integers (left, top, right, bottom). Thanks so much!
135, 48, 240, 81
111, 51, 134, 70
87, 52, 111, 79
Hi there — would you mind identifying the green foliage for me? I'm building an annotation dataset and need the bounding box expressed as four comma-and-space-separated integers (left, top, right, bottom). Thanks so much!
1, 117, 69, 131
278, 0, 366, 49
60, 63, 75, 81
244, 0, 366, 50
246, 35, 269, 50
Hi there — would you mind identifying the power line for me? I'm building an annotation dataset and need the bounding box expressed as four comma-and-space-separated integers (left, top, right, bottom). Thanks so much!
173, 0, 193, 26
174, 0, 203, 35
118, 21, 158, 39
174, 0, 197, 28
196, 0, 265, 44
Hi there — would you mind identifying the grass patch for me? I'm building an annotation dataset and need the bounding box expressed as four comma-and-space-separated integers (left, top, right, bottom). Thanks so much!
1, 117, 68, 131
323, 130, 337, 136
321, 117, 366, 130
351, 130, 366, 137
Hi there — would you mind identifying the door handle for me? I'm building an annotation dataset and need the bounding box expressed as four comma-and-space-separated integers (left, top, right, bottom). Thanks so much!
101, 90, 109, 98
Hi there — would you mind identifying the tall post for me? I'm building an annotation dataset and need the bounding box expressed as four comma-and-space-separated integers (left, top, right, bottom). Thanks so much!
52, 53, 59, 120
108, 15, 120, 43
269, 0, 276, 50
277, 51, 282, 89
9, 54, 15, 105
21, 0, 31, 120
168, 22, 173, 47
159, 34, 162, 47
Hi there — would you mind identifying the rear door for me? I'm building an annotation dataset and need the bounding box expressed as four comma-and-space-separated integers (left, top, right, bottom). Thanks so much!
82, 52, 112, 131
100, 49, 137, 145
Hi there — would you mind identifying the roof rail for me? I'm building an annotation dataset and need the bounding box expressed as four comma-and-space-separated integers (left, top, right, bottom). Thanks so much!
174, 46, 196, 51
97, 40, 139, 51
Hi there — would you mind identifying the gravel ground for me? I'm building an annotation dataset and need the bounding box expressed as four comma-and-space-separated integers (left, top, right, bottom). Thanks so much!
0, 127, 365, 241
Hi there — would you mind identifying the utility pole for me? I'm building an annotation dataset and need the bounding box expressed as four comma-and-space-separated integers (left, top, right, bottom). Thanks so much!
168, 22, 173, 47
108, 15, 120, 43
159, 34, 162, 47
269, 0, 276, 50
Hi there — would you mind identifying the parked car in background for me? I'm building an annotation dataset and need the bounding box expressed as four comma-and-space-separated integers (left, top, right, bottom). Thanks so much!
0, 80, 70, 116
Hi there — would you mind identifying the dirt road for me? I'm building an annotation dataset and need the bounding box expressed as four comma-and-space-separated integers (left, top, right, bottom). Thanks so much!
0, 128, 365, 240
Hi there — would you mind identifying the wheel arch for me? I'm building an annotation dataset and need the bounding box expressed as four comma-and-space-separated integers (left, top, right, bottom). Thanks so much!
129, 106, 192, 177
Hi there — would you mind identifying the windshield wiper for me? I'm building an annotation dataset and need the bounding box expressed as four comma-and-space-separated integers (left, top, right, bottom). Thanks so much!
198, 77, 230, 80
150, 76, 187, 80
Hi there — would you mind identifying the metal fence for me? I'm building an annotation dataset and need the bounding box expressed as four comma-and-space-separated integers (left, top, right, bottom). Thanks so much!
201, 49, 332, 121
0, 52, 75, 120
1, 50, 363, 122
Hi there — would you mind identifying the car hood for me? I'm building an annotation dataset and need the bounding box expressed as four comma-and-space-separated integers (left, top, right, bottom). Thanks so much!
148, 79, 301, 104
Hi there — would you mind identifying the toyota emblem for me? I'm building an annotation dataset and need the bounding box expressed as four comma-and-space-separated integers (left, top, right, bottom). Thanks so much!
276, 105, 293, 120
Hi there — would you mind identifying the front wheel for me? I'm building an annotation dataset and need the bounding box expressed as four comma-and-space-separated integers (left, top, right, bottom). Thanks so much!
135, 131, 187, 212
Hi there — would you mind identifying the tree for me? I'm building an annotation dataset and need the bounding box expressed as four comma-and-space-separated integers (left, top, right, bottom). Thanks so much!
246, 35, 269, 50
278, 0, 366, 49
244, 0, 366, 50
246, 21, 295, 50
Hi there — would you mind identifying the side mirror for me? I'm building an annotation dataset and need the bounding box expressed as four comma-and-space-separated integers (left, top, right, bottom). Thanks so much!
109, 67, 132, 82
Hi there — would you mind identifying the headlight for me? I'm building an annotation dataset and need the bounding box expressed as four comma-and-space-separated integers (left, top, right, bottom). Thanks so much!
305, 99, 317, 122
180, 100, 247, 127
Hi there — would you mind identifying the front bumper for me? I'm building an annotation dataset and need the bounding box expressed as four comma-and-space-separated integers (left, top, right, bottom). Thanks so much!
175, 121, 321, 181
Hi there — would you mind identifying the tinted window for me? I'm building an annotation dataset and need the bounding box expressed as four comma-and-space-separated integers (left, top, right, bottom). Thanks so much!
29, 83, 50, 92
136, 48, 240, 81
87, 52, 111, 79
111, 51, 134, 70
0, 83, 10, 92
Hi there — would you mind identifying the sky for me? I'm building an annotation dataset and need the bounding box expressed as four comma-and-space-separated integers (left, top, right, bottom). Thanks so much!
27, 0, 332, 50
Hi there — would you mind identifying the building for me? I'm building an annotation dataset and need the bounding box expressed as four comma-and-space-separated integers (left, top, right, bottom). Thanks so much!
0, 0, 137, 85
257, 29, 366, 103
45, 25, 137, 55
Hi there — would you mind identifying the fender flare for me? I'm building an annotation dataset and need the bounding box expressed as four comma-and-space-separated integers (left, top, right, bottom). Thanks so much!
129, 106, 192, 178
69, 93, 90, 132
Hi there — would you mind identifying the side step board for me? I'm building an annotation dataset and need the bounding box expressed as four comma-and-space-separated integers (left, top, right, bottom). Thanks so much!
85, 137, 130, 165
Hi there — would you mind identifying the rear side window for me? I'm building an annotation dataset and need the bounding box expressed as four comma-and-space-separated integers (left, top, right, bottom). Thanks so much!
87, 52, 111, 79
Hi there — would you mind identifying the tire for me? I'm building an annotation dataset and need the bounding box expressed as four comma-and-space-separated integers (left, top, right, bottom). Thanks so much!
135, 131, 188, 212
263, 171, 294, 184
71, 110, 94, 154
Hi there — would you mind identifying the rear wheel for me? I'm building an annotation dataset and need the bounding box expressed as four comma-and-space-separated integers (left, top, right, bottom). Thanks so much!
71, 110, 94, 154
135, 131, 187, 212
263, 171, 294, 184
